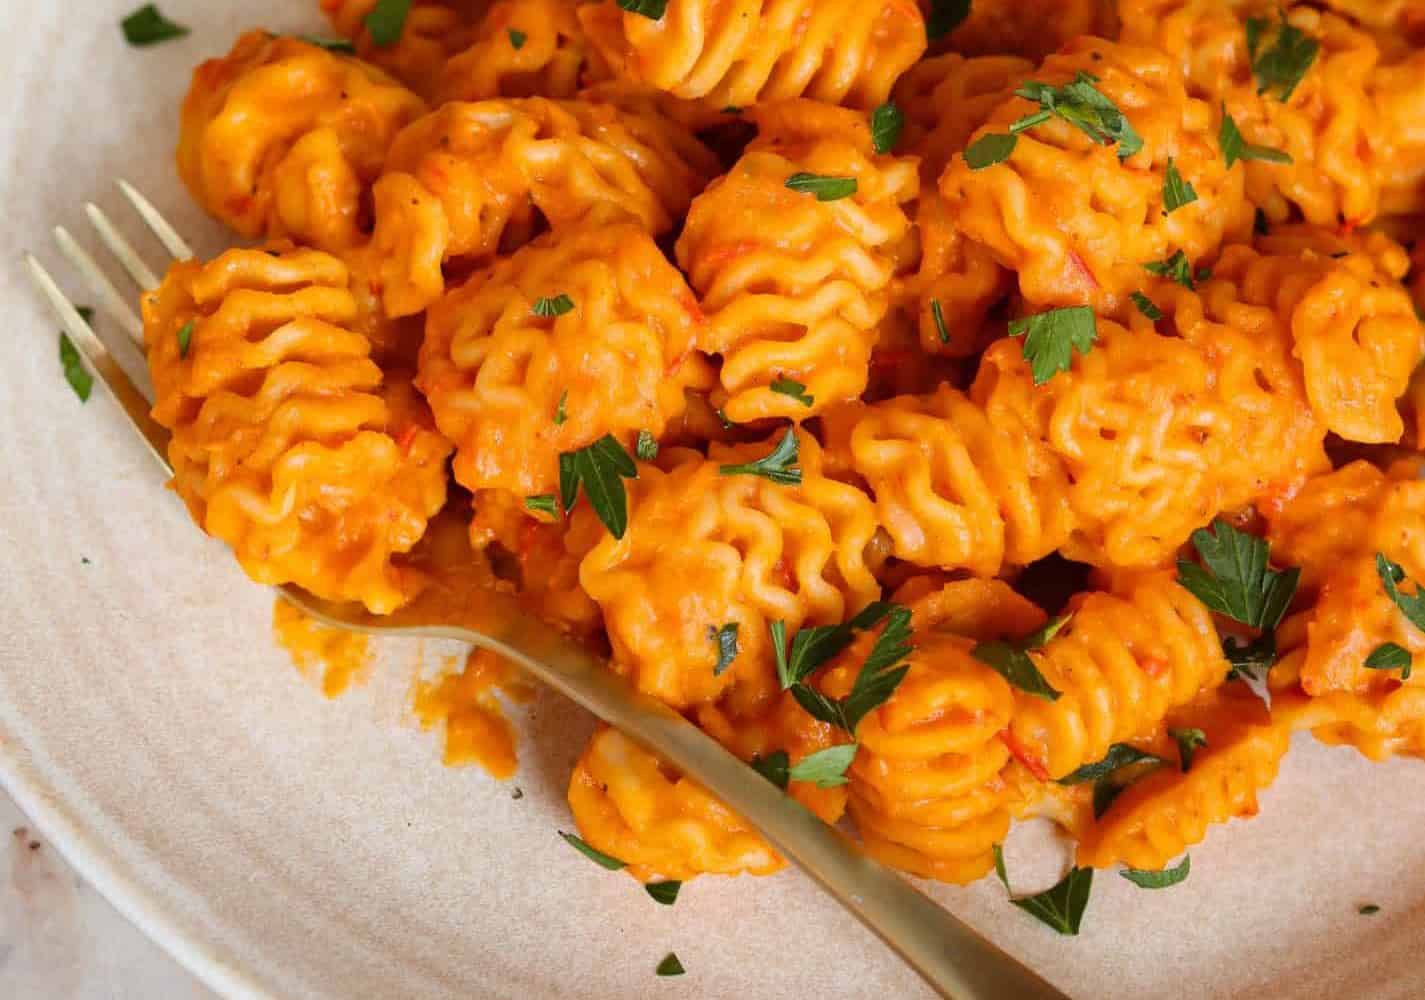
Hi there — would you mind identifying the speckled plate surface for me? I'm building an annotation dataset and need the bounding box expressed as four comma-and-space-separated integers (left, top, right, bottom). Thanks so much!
2, 3, 1424, 998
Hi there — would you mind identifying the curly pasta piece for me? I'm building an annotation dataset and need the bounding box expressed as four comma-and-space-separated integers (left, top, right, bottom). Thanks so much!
1004, 572, 1230, 781
144, 246, 451, 614
179, 31, 427, 253
1267, 461, 1425, 699
921, 0, 1116, 61
568, 726, 782, 881
940, 37, 1252, 316
1121, 1, 1384, 226
418, 220, 707, 497
889, 55, 1026, 354
466, 488, 604, 637
1077, 688, 1292, 871
373, 96, 718, 315
832, 582, 1045, 882
823, 383, 1073, 575
696, 690, 851, 825
1164, 234, 1423, 445
437, 0, 609, 103
579, 431, 879, 714
975, 310, 1324, 569
576, 0, 926, 110
676, 101, 918, 421
893, 52, 1034, 177
320, 0, 483, 98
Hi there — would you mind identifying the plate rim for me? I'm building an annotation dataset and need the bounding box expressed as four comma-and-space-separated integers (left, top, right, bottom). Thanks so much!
0, 742, 269, 1000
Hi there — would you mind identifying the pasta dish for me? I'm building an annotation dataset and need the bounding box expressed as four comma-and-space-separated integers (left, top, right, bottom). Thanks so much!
111, 0, 1425, 941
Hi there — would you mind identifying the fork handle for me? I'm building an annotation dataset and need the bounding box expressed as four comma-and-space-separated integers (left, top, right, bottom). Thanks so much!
461, 603, 1070, 1000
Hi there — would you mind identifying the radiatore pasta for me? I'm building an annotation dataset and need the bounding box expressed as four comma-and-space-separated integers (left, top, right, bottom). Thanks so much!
142, 0, 1425, 900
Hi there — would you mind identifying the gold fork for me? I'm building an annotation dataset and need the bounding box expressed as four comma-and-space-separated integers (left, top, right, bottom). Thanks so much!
24, 180, 1069, 1000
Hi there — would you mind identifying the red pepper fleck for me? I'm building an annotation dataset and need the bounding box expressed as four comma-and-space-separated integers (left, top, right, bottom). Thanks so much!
999, 729, 1051, 782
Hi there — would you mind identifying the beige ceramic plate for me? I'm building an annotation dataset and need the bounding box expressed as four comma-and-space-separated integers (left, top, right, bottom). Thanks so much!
2, 3, 1424, 997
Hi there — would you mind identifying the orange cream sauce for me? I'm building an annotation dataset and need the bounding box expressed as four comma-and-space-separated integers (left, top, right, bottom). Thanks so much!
412, 648, 536, 779
272, 598, 372, 697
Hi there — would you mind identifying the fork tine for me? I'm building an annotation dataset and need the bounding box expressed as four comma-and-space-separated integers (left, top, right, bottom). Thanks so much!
24, 254, 172, 476
117, 179, 194, 261
53, 225, 145, 344
86, 202, 161, 292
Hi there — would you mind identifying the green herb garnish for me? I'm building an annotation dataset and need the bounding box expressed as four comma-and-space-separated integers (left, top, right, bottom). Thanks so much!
930, 298, 951, 343
508, 29, 527, 49
559, 434, 638, 538
926, 0, 972, 40
1143, 250, 1200, 289
964, 132, 1018, 170
635, 429, 659, 461
1011, 71, 1142, 159
993, 845, 1094, 935
1130, 291, 1162, 321
787, 744, 858, 788
770, 376, 814, 408
972, 614, 1071, 701
1162, 157, 1198, 213
1248, 13, 1319, 102
785, 172, 858, 202
533, 293, 575, 318
1008, 307, 1096, 385
620, 0, 670, 18
524, 494, 558, 517
299, 35, 357, 53
559, 831, 626, 870
645, 881, 681, 905
121, 4, 188, 46
364, 0, 413, 47
1219, 108, 1292, 168
751, 750, 790, 790
1121, 854, 1190, 889
1377, 555, 1425, 669
783, 604, 914, 736
1178, 521, 1300, 630
871, 102, 905, 155
1365, 642, 1412, 678
710, 622, 740, 676
718, 429, 801, 485
1057, 743, 1167, 785
1170, 727, 1207, 772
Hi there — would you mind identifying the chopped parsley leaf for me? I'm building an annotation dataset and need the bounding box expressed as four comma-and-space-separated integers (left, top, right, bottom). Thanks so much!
121, 5, 188, 46
532, 293, 575, 317
870, 102, 905, 154
1219, 107, 1292, 168
1011, 71, 1143, 159
770, 375, 814, 408
364, 0, 413, 48
1008, 306, 1097, 385
559, 831, 626, 870
645, 881, 681, 905
1162, 157, 1198, 213
718, 428, 801, 485
972, 614, 1070, 701
559, 435, 638, 538
964, 132, 1018, 170
787, 744, 858, 788
1248, 13, 1320, 102
709, 622, 740, 676
1130, 291, 1162, 321
1121, 855, 1190, 889
785, 172, 858, 202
